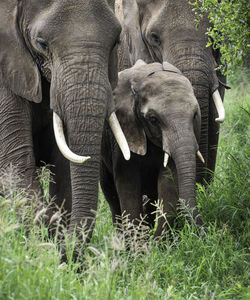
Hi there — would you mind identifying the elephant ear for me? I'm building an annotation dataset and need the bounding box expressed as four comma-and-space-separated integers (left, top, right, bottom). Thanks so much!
0, 1, 42, 102
120, 0, 152, 65
162, 61, 182, 74
114, 66, 147, 155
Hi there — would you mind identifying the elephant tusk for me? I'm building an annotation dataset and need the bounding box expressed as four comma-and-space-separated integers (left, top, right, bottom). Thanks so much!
197, 151, 205, 164
109, 112, 131, 160
212, 89, 225, 123
163, 152, 169, 168
53, 112, 91, 164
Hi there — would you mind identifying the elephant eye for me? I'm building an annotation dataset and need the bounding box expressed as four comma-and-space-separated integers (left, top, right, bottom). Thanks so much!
148, 115, 158, 126
150, 32, 161, 46
36, 38, 48, 52
111, 37, 120, 50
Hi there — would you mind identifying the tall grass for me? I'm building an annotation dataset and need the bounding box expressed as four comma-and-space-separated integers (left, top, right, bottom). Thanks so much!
0, 69, 249, 299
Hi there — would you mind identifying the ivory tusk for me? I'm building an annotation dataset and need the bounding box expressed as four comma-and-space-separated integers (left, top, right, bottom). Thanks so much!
53, 112, 91, 164
212, 89, 225, 123
163, 152, 169, 168
197, 151, 205, 164
109, 112, 131, 160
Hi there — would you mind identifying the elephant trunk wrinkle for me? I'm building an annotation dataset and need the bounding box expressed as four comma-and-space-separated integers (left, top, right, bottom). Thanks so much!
69, 160, 100, 236
171, 142, 199, 221
170, 67, 211, 183
67, 86, 109, 238
165, 44, 218, 93
50, 54, 112, 239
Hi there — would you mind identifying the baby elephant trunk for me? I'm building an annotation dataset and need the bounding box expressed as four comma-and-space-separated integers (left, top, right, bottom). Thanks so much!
170, 137, 203, 227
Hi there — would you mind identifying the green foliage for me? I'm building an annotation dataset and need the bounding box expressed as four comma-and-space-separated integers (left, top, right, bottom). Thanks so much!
190, 0, 250, 74
197, 68, 250, 248
0, 69, 249, 299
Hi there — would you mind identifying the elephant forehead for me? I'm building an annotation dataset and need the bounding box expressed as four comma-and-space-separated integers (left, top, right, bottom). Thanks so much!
142, 94, 197, 114
27, 0, 120, 45
140, 74, 195, 100
140, 76, 198, 115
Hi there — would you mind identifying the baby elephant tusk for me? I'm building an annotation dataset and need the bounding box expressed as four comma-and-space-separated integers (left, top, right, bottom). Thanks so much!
212, 89, 225, 123
109, 112, 131, 161
197, 151, 205, 164
53, 112, 91, 164
163, 152, 169, 168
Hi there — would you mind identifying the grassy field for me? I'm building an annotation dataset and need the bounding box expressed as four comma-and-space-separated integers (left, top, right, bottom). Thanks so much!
0, 69, 249, 299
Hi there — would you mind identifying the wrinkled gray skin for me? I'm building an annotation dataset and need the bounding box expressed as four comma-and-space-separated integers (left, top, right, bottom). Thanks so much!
101, 61, 203, 232
116, 0, 227, 184
0, 0, 120, 243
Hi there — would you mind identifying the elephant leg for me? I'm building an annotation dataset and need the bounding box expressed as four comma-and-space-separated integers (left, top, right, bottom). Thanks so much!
155, 166, 178, 237
142, 194, 157, 229
100, 160, 120, 224
141, 172, 159, 228
114, 160, 143, 225
0, 88, 40, 195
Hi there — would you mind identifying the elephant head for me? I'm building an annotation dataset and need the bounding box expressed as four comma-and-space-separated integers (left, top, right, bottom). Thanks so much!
118, 0, 226, 183
114, 59, 204, 225
0, 0, 130, 240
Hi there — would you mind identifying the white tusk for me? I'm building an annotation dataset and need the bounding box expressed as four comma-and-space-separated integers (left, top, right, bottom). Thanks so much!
197, 151, 205, 164
109, 112, 131, 160
53, 112, 91, 164
212, 89, 225, 123
163, 152, 169, 168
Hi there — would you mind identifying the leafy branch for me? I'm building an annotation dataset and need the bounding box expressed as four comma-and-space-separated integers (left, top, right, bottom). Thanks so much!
190, 0, 250, 74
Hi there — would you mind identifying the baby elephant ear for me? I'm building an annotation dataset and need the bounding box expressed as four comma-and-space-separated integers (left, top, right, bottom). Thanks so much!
0, 2, 42, 102
162, 61, 182, 75
132, 59, 147, 68
114, 71, 147, 155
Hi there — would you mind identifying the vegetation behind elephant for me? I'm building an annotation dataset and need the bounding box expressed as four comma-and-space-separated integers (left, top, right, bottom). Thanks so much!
115, 0, 227, 185
0, 0, 131, 250
101, 60, 205, 234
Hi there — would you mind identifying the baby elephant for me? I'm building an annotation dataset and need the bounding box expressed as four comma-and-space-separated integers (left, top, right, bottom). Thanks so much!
101, 60, 205, 235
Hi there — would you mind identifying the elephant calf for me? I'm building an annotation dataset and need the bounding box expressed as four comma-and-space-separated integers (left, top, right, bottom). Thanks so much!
101, 60, 205, 235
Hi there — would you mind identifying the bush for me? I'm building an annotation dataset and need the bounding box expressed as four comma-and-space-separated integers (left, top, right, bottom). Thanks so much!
190, 0, 250, 74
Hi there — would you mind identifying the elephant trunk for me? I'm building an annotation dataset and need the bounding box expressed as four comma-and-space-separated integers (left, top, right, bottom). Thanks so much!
51, 53, 111, 240
171, 140, 203, 227
184, 68, 210, 183
67, 76, 108, 239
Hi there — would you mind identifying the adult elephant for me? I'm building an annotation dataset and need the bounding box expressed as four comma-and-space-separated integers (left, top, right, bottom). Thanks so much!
0, 0, 130, 244
116, 0, 227, 184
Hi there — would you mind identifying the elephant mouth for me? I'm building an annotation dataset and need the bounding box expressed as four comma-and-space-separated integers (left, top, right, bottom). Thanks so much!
53, 111, 131, 164
162, 150, 205, 168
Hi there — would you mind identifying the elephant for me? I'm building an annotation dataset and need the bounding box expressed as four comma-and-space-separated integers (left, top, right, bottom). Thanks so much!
115, 0, 227, 185
101, 59, 205, 234
0, 0, 131, 247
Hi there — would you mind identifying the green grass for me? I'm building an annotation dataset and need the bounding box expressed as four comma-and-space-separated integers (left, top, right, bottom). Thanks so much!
0, 69, 249, 299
